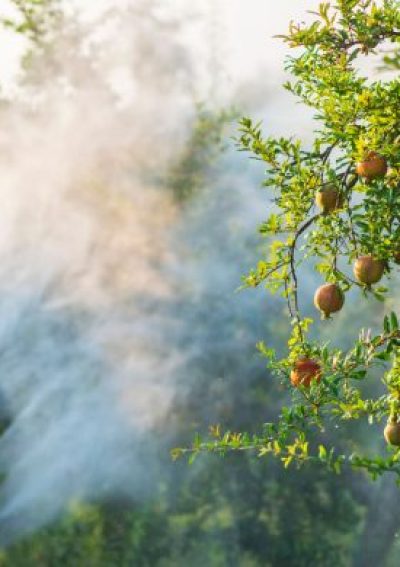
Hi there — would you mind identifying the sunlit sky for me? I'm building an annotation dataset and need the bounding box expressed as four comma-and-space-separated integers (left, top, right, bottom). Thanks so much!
0, 0, 319, 92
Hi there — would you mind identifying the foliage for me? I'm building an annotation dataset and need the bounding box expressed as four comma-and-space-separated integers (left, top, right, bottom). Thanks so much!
177, 0, 400, 481
166, 104, 235, 202
1, 0, 61, 44
0, 457, 364, 567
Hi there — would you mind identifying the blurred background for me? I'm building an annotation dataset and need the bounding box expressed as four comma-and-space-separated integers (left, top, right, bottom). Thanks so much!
0, 1, 398, 565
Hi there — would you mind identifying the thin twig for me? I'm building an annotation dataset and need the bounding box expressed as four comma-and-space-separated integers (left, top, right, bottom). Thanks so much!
288, 214, 320, 346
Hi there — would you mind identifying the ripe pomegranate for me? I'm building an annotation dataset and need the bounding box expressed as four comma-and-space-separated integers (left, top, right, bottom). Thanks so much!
384, 419, 400, 446
353, 255, 385, 285
315, 186, 343, 214
290, 358, 321, 388
314, 283, 344, 318
394, 251, 400, 265
356, 151, 387, 180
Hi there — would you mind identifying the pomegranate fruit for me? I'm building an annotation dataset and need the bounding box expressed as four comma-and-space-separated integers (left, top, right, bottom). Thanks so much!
356, 151, 387, 180
315, 186, 343, 214
290, 358, 321, 388
353, 255, 385, 285
384, 419, 400, 446
314, 283, 344, 318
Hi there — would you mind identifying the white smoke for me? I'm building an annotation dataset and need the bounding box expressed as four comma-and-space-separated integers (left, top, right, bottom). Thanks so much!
0, 0, 207, 542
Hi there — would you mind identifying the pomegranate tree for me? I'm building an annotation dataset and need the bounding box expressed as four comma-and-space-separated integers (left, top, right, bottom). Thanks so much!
176, 0, 400, 483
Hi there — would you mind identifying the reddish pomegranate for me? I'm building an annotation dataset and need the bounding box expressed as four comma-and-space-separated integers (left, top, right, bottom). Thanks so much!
356, 151, 387, 180
290, 358, 321, 388
353, 255, 385, 285
315, 186, 343, 214
394, 251, 400, 265
314, 283, 344, 318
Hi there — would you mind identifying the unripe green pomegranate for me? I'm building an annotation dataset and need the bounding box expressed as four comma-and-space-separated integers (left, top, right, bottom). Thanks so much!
315, 186, 343, 214
353, 255, 385, 285
314, 283, 344, 318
